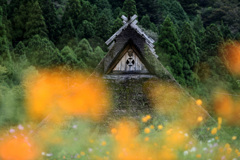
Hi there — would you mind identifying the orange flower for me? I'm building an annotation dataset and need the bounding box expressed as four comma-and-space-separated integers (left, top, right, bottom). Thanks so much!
0, 134, 39, 160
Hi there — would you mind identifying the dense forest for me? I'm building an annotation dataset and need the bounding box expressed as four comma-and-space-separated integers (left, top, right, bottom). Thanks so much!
0, 0, 240, 125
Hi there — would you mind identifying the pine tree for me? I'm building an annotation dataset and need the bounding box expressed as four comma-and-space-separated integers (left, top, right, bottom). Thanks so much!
61, 0, 81, 37
78, 20, 95, 38
59, 46, 79, 66
112, 17, 123, 33
79, 0, 96, 23
180, 22, 199, 69
96, 0, 111, 11
0, 7, 9, 59
158, 16, 180, 52
26, 35, 59, 67
193, 15, 205, 48
39, 0, 61, 43
74, 38, 99, 69
157, 16, 185, 84
12, 3, 28, 44
140, 15, 151, 29
202, 24, 223, 58
95, 9, 113, 40
180, 22, 199, 86
178, 0, 198, 17
24, 0, 48, 40
122, 0, 137, 17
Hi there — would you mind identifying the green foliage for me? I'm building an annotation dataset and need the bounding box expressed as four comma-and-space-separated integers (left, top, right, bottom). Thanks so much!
140, 14, 157, 32
0, 7, 9, 60
193, 15, 205, 48
122, 0, 137, 17
59, 46, 79, 67
112, 17, 123, 33
39, 0, 61, 43
24, 0, 48, 40
202, 24, 223, 58
61, 0, 81, 38
157, 16, 185, 85
95, 9, 113, 40
74, 39, 104, 69
178, 0, 198, 17
180, 22, 199, 86
25, 35, 59, 67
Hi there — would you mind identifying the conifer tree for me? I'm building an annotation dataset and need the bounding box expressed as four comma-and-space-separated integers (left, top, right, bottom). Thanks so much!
180, 22, 199, 70
59, 46, 79, 66
24, 0, 48, 40
0, 7, 9, 58
95, 9, 113, 40
96, 0, 111, 11
26, 35, 59, 67
74, 39, 99, 69
39, 0, 61, 43
122, 0, 137, 17
61, 0, 81, 37
202, 24, 223, 57
158, 16, 180, 52
12, 3, 28, 44
157, 16, 185, 84
193, 15, 205, 48
140, 15, 151, 29
180, 22, 199, 86
112, 17, 123, 33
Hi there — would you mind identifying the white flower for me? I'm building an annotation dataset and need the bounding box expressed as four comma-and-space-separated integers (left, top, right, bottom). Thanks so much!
18, 125, 24, 130
72, 125, 77, 129
184, 133, 189, 137
203, 147, 207, 151
46, 153, 53, 157
88, 148, 93, 152
42, 152, 45, 156
9, 129, 15, 133
183, 151, 188, 156
190, 147, 196, 152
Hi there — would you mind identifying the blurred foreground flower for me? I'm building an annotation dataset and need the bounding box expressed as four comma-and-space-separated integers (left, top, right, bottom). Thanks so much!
24, 70, 111, 122
221, 41, 240, 75
214, 91, 240, 125
0, 133, 39, 160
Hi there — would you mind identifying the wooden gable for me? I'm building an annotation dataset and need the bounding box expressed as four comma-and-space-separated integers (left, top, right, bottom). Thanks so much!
107, 43, 149, 74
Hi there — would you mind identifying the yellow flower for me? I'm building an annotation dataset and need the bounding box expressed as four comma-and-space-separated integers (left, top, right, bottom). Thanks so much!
111, 128, 117, 134
146, 115, 151, 120
150, 125, 154, 129
142, 117, 148, 122
158, 125, 163, 130
106, 151, 110, 155
196, 154, 201, 158
142, 115, 151, 122
197, 116, 203, 122
144, 127, 151, 134
227, 147, 232, 154
196, 99, 202, 106
144, 137, 149, 142
232, 136, 237, 140
225, 143, 230, 148
211, 128, 217, 135
89, 139, 94, 143
218, 117, 222, 124
77, 155, 81, 158
166, 129, 173, 135
215, 136, 219, 140
101, 141, 106, 146
80, 152, 85, 156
